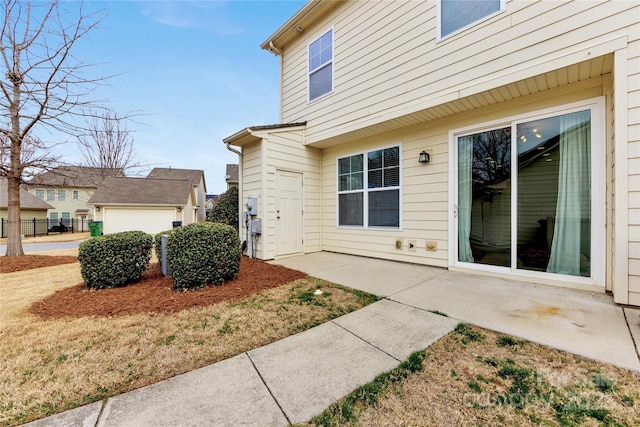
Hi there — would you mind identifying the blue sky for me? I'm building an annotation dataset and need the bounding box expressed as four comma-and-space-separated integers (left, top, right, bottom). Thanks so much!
70, 0, 306, 194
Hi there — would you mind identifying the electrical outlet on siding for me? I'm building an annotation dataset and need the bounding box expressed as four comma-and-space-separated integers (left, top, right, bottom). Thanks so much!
395, 238, 403, 250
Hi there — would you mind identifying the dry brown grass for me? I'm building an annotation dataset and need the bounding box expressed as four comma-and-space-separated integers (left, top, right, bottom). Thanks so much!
306, 324, 640, 427
0, 261, 376, 426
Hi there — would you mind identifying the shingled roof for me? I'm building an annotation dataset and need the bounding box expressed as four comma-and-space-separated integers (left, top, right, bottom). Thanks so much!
29, 166, 122, 188
0, 178, 54, 210
146, 168, 205, 187
225, 164, 238, 184
88, 177, 192, 206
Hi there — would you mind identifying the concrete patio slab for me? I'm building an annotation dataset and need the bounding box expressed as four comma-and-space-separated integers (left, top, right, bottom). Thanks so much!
275, 252, 640, 372
391, 270, 640, 372
96, 353, 287, 427
625, 307, 640, 358
273, 252, 444, 297
271, 251, 354, 275
23, 401, 103, 427
248, 320, 398, 424
332, 299, 459, 361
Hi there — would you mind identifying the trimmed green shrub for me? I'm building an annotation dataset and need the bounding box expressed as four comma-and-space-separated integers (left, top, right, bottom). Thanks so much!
167, 222, 241, 290
78, 231, 153, 289
208, 186, 239, 230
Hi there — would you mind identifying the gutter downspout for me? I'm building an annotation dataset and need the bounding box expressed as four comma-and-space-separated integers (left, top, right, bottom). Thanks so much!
268, 41, 281, 56
225, 141, 244, 252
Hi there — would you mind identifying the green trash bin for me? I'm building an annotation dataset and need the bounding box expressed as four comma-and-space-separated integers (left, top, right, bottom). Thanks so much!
89, 221, 103, 237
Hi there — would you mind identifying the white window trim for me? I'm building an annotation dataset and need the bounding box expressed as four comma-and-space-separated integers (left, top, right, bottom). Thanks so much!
436, 0, 506, 42
307, 27, 334, 103
336, 143, 403, 230
448, 97, 606, 287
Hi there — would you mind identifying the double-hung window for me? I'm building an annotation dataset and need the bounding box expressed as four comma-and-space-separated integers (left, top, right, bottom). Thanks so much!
35, 189, 44, 200
338, 146, 401, 228
437, 0, 505, 40
73, 190, 79, 200
46, 190, 55, 201
308, 29, 333, 101
58, 190, 66, 201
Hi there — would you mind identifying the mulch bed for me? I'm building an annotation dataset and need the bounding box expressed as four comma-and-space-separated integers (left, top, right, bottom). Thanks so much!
0, 255, 78, 273
25, 257, 307, 319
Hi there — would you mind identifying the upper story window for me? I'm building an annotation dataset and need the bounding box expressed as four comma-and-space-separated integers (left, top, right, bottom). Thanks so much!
73, 190, 79, 200
337, 145, 401, 229
46, 190, 55, 201
58, 190, 66, 201
35, 189, 44, 200
308, 29, 333, 102
437, 0, 505, 41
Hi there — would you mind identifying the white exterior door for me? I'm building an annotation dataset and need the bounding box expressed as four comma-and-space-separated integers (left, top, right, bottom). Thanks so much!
276, 170, 303, 256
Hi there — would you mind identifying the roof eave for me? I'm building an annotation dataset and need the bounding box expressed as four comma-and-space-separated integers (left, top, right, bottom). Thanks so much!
260, 0, 341, 54
223, 123, 307, 147
223, 127, 256, 147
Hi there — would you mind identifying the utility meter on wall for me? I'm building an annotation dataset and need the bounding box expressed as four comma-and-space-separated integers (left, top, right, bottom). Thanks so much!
246, 197, 258, 215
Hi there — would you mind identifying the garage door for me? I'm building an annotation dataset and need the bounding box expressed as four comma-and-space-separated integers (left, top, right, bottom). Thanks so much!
103, 207, 177, 235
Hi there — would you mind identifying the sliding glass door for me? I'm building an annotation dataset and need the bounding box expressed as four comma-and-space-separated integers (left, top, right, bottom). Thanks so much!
454, 101, 603, 284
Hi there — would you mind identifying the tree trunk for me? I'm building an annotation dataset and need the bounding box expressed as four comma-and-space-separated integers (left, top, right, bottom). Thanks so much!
5, 174, 24, 256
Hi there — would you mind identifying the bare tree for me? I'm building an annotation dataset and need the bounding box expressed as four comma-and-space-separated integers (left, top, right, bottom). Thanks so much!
77, 108, 142, 176
0, 1, 107, 256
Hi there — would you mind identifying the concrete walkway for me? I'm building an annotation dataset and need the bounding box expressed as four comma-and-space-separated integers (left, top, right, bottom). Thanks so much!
24, 252, 640, 427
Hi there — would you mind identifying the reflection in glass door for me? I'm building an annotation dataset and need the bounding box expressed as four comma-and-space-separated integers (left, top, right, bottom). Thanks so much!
458, 127, 512, 267
457, 110, 592, 278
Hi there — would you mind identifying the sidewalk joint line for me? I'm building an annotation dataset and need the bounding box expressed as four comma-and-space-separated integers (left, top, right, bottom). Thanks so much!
622, 307, 640, 366
384, 270, 450, 298
245, 352, 292, 426
331, 320, 401, 362
382, 297, 462, 322
93, 398, 108, 427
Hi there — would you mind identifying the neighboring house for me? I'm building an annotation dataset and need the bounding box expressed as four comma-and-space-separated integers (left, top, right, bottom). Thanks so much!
223, 1, 639, 306
225, 164, 239, 189
1, 178, 54, 236
146, 168, 207, 222
27, 166, 121, 226
0, 178, 54, 221
88, 177, 198, 235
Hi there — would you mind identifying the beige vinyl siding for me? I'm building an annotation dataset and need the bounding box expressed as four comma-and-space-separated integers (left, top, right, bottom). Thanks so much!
240, 142, 263, 258
181, 190, 195, 226
28, 187, 96, 221
321, 76, 607, 279
322, 126, 450, 268
628, 31, 640, 305
0, 209, 48, 222
280, 1, 636, 147
259, 129, 321, 259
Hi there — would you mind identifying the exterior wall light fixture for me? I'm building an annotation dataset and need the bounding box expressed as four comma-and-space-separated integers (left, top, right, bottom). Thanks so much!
177, 206, 182, 212
418, 151, 430, 164
95, 206, 100, 211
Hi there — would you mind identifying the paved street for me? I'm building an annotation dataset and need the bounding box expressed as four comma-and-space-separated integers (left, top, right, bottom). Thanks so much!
0, 240, 84, 255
